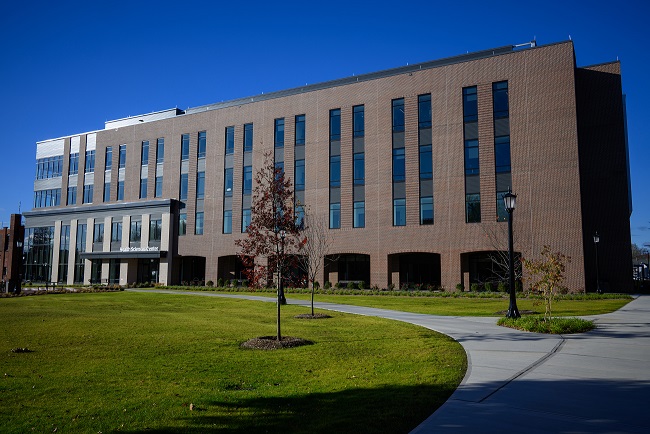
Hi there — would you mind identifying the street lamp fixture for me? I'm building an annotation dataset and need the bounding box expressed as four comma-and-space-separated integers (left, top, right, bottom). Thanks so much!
504, 189, 520, 319
594, 232, 601, 293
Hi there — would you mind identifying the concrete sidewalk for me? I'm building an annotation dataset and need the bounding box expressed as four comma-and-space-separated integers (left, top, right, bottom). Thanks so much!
129, 290, 650, 433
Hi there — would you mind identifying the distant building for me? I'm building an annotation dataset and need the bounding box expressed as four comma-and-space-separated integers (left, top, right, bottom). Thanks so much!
23, 40, 632, 291
1, 214, 24, 292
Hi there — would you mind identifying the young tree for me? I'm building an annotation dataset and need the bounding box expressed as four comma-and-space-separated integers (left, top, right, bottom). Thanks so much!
235, 152, 305, 341
522, 246, 571, 322
298, 212, 335, 316
481, 224, 525, 285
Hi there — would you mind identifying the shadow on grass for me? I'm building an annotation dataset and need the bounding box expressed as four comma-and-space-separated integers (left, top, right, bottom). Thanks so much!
121, 384, 456, 433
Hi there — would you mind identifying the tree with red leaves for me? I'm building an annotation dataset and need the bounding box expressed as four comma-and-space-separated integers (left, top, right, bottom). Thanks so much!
235, 152, 305, 340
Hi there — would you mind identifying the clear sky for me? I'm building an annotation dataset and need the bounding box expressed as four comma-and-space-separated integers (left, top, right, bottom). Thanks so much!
1, 0, 648, 247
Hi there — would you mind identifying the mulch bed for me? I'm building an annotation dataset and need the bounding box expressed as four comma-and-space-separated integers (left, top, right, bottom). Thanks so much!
294, 313, 332, 319
240, 336, 314, 350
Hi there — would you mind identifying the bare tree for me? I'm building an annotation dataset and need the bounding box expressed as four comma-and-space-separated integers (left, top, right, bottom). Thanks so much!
481, 224, 526, 286
298, 212, 335, 316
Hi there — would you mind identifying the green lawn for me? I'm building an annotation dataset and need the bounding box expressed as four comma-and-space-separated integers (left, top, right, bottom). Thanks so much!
191, 290, 631, 317
0, 292, 466, 433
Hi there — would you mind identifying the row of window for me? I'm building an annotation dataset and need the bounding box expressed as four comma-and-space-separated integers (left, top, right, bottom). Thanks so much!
92, 218, 162, 244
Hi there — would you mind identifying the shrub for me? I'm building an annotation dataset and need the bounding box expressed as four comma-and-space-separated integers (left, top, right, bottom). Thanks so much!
206, 280, 214, 287
484, 282, 493, 292
217, 278, 224, 287
324, 281, 331, 289
313, 281, 320, 289
347, 282, 355, 290
497, 282, 507, 292
358, 281, 366, 290
241, 279, 249, 288
388, 283, 396, 291
455, 283, 464, 291
470, 283, 480, 292
230, 279, 237, 287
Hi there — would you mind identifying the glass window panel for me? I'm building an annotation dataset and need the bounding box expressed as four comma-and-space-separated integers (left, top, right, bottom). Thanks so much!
329, 109, 341, 141
495, 136, 511, 173
466, 193, 481, 223
354, 153, 365, 185
243, 166, 252, 195
295, 115, 305, 145
392, 99, 405, 132
463, 86, 478, 122
497, 191, 509, 222
493, 81, 509, 118
329, 203, 340, 229
418, 94, 432, 129
156, 138, 164, 163
329, 155, 340, 187
140, 178, 147, 199
225, 126, 235, 154
197, 172, 205, 199
419, 145, 432, 179
195, 212, 204, 235
393, 198, 406, 226
295, 160, 305, 191
179, 213, 187, 236
181, 134, 190, 161
353, 105, 364, 137
155, 176, 163, 198
274, 118, 284, 148
242, 209, 251, 232
243, 123, 253, 152
353, 201, 365, 228
393, 148, 406, 182
141, 141, 149, 165
223, 210, 232, 234
118, 145, 126, 169
180, 173, 189, 200
224, 168, 233, 197
117, 181, 124, 201
198, 131, 207, 159
420, 196, 433, 225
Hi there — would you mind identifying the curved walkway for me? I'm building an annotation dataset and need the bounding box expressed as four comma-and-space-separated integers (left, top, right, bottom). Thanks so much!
128, 290, 650, 433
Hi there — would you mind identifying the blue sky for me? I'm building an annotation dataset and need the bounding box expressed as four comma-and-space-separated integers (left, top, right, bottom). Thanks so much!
1, 0, 648, 247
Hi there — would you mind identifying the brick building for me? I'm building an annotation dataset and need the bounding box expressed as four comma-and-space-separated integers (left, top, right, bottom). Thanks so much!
23, 40, 632, 292
1, 214, 24, 292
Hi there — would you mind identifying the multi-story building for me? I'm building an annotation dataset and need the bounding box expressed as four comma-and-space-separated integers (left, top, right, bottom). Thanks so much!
1, 214, 24, 292
23, 40, 633, 292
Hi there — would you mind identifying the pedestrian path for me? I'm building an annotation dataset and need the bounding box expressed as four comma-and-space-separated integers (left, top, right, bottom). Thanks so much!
128, 289, 650, 433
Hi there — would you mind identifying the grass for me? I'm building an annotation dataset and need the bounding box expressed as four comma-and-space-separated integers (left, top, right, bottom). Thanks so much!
0, 292, 466, 433
498, 316, 595, 334
174, 289, 631, 317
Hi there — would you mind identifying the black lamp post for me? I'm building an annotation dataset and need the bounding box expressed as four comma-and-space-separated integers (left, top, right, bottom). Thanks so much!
594, 232, 601, 293
504, 189, 520, 319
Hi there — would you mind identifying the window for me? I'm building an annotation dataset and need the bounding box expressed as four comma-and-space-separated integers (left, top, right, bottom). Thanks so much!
74, 224, 86, 283
295, 160, 305, 191
181, 134, 190, 161
33, 188, 62, 208
195, 212, 204, 235
140, 178, 148, 199
419, 145, 432, 179
420, 196, 433, 225
141, 141, 149, 165
354, 201, 365, 228
118, 145, 126, 169
180, 173, 189, 201
275, 161, 284, 176
198, 131, 207, 158
495, 136, 511, 173
464, 140, 479, 175
418, 94, 432, 129
329, 155, 341, 187
493, 81, 509, 118
392, 99, 405, 132
274, 118, 284, 148
393, 199, 406, 226
243, 123, 253, 152
85, 150, 95, 172
149, 219, 162, 241
103, 182, 110, 202
466, 194, 481, 223
295, 115, 305, 145
156, 138, 164, 163
117, 180, 124, 201
329, 109, 341, 141
105, 147, 112, 170
111, 221, 122, 242
225, 126, 234, 155
463, 86, 478, 122
155, 176, 163, 198
223, 210, 232, 234
130, 221, 141, 243
392, 148, 405, 182
93, 223, 104, 243
57, 225, 70, 283
67, 187, 76, 205
353, 105, 364, 137
353, 153, 365, 185
196, 172, 205, 199
242, 209, 251, 232
224, 168, 233, 197
179, 213, 187, 236
69, 153, 79, 175
243, 166, 252, 195
36, 155, 63, 179
497, 191, 509, 222
83, 185, 93, 204
329, 203, 341, 229
295, 205, 305, 228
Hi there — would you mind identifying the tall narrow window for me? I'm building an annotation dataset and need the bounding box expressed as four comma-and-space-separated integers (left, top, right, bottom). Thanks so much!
180, 173, 189, 201
392, 98, 405, 132
274, 118, 285, 148
463, 86, 480, 223
493, 81, 512, 222
295, 115, 305, 145
243, 166, 252, 195
392, 98, 406, 226
198, 131, 207, 159
69, 153, 79, 175
85, 150, 95, 172
329, 109, 341, 141
67, 187, 76, 205
111, 221, 122, 243
392, 148, 405, 182
243, 123, 253, 152
139, 178, 147, 199
118, 145, 126, 169
224, 168, 233, 197
225, 126, 234, 155
105, 147, 112, 170
353, 105, 365, 137
353, 153, 365, 185
329, 155, 341, 187
117, 181, 124, 201
195, 212, 204, 235
393, 199, 406, 226
130, 221, 141, 244
196, 171, 205, 199
329, 109, 341, 229
103, 182, 110, 202
179, 213, 187, 236
149, 219, 162, 241
181, 134, 190, 161
155, 176, 163, 198
353, 201, 365, 228
295, 160, 305, 191
141, 141, 149, 165
223, 210, 232, 234
156, 138, 164, 163
329, 203, 340, 229
418, 93, 434, 225
83, 185, 93, 204
242, 209, 251, 232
